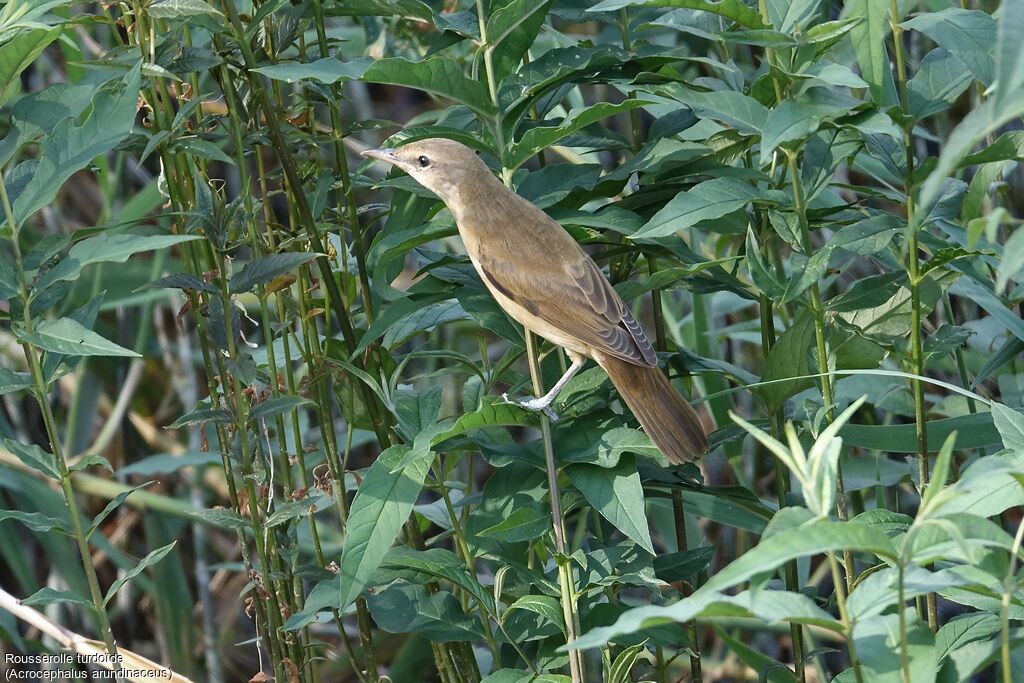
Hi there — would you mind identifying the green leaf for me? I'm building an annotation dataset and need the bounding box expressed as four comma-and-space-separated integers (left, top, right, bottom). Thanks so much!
118, 451, 220, 476
995, 228, 1024, 295
229, 252, 319, 293
0, 28, 61, 108
476, 505, 550, 542
252, 57, 373, 84
103, 542, 176, 606
508, 100, 648, 169
34, 232, 202, 292
328, 0, 432, 19
855, 609, 936, 683
146, 0, 222, 18
633, 178, 769, 240
994, 0, 1024, 113
992, 403, 1024, 454
760, 100, 828, 165
361, 57, 495, 119
839, 412, 1001, 453
380, 547, 496, 615
10, 63, 142, 229
901, 9, 995, 85
908, 48, 974, 119
715, 624, 798, 683
189, 507, 251, 531
338, 446, 433, 610
21, 318, 140, 358
758, 312, 814, 410
367, 581, 484, 642
652, 546, 715, 582
567, 455, 655, 555
766, 0, 822, 33
88, 484, 149, 538
702, 518, 897, 594
21, 587, 89, 608
587, 0, 766, 29
2, 438, 59, 480
381, 299, 470, 349
504, 595, 565, 636
0, 509, 69, 534
660, 85, 769, 134
845, 0, 897, 106
0, 367, 32, 395
486, 0, 552, 84
166, 406, 232, 429
827, 272, 907, 312
143, 272, 219, 295
249, 395, 314, 422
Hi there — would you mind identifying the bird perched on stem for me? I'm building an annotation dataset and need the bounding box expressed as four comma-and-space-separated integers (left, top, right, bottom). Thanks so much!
362, 138, 708, 464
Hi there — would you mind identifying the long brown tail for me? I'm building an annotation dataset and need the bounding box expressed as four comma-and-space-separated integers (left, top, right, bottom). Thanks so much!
598, 355, 708, 464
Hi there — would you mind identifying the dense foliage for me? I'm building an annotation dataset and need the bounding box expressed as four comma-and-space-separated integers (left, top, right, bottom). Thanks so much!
1, 0, 1023, 681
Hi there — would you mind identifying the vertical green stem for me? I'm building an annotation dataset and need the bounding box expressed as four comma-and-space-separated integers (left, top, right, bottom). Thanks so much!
889, 0, 936, 631
1, 157, 124, 682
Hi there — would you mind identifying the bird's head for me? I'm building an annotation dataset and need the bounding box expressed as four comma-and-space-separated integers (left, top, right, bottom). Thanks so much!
360, 138, 491, 204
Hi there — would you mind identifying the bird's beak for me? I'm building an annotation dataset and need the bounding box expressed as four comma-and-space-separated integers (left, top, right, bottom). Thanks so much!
360, 147, 399, 166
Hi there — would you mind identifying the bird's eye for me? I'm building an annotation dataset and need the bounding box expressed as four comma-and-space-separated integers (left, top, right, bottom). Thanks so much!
417, 155, 430, 168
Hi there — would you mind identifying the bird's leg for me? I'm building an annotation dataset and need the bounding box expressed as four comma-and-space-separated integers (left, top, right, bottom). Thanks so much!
503, 357, 586, 422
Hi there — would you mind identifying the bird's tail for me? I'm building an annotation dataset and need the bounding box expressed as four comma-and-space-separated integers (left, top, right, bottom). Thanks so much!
598, 355, 708, 464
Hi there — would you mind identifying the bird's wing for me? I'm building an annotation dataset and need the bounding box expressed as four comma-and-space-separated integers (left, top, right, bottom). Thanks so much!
477, 245, 657, 367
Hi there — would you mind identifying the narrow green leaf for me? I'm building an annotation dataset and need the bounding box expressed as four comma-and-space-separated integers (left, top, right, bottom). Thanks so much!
249, 395, 313, 422
252, 57, 372, 84
103, 542, 176, 606
634, 178, 770, 239
21, 318, 140, 358
147, 0, 222, 17
587, 0, 766, 29
0, 509, 69, 534
845, 0, 898, 106
503, 595, 565, 636
0, 367, 32, 395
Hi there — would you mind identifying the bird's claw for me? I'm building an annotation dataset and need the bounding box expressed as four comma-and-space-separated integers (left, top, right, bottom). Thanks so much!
501, 393, 560, 422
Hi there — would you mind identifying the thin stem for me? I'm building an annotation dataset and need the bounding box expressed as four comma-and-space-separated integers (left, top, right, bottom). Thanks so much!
890, 0, 936, 632
1, 172, 124, 678
828, 554, 865, 683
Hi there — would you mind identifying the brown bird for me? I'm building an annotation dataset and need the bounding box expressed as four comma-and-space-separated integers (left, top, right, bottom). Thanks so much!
362, 139, 708, 464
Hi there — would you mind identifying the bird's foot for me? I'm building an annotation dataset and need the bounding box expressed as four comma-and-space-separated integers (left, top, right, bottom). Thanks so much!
501, 393, 560, 422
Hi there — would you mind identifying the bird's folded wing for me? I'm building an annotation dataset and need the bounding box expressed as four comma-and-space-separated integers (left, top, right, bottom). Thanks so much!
478, 248, 657, 367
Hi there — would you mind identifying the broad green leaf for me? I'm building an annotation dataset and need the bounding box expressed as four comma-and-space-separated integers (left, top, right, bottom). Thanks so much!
901, 9, 995, 85
700, 518, 897, 594
11, 63, 142, 228
652, 546, 715, 582
508, 100, 649, 169
587, 0, 766, 29
572, 586, 840, 650
146, 0, 222, 17
103, 542, 176, 606
934, 613, 1000, 663
34, 233, 202, 292
476, 505, 550, 542
367, 581, 484, 642
758, 312, 814, 410
504, 595, 565, 636
766, 0, 822, 33
338, 446, 433, 610
760, 100, 830, 165
381, 547, 496, 615
994, 0, 1024, 112
992, 403, 1024, 454
486, 0, 552, 84
995, 228, 1024, 295
0, 28, 60, 107
845, 0, 897, 106
328, 0, 432, 19
567, 455, 655, 555
633, 178, 769, 239
361, 57, 495, 119
907, 48, 973, 119
21, 318, 140, 358
252, 57, 372, 84
660, 85, 769, 134
229, 252, 319, 293
381, 300, 470, 349
854, 609, 936, 683
0, 367, 31, 395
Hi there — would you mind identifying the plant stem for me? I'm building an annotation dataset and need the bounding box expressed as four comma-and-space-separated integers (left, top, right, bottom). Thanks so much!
1, 172, 123, 676
828, 554, 864, 683
889, 0, 936, 631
